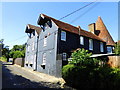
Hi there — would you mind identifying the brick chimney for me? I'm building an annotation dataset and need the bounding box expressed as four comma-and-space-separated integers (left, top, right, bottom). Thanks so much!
88, 23, 96, 34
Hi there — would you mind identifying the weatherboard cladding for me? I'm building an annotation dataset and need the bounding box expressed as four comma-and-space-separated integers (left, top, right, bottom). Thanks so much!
40, 14, 105, 42
25, 24, 42, 70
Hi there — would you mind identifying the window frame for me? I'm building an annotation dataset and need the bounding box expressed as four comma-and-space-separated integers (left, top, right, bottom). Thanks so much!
43, 36, 47, 47
89, 39, 93, 50
107, 46, 112, 53
61, 31, 66, 41
100, 42, 104, 52
32, 42, 35, 51
62, 53, 67, 61
80, 36, 84, 45
42, 52, 46, 65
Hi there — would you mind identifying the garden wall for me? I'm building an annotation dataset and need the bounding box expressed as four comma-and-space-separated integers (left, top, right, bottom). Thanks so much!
107, 56, 120, 68
13, 58, 24, 67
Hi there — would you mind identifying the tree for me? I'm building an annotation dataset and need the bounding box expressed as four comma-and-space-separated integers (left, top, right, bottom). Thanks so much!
69, 48, 99, 67
0, 39, 10, 61
9, 44, 26, 59
114, 42, 120, 55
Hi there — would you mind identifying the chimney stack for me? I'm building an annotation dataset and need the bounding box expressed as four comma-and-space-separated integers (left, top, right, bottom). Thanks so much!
77, 26, 81, 35
88, 23, 96, 34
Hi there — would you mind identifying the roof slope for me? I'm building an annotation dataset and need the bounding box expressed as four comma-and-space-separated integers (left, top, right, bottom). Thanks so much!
25, 24, 42, 35
41, 14, 104, 42
95, 16, 115, 46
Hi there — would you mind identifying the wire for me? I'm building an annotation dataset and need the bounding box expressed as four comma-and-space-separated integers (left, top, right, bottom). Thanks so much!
59, 0, 98, 20
70, 2, 100, 23
7, 35, 27, 43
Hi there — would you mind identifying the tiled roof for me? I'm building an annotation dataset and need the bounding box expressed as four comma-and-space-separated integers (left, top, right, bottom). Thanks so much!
95, 16, 115, 46
40, 14, 104, 42
26, 24, 42, 35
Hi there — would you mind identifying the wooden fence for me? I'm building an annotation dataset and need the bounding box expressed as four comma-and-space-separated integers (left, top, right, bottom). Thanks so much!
107, 56, 120, 68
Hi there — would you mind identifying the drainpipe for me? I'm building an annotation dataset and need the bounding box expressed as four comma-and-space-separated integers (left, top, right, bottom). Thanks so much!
35, 35, 39, 71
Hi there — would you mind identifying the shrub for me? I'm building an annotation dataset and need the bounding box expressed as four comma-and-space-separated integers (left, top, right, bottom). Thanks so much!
69, 48, 100, 68
62, 48, 120, 89
0, 57, 7, 62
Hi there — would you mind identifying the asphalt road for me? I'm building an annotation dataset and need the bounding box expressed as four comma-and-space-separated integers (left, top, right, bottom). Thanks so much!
2, 62, 68, 90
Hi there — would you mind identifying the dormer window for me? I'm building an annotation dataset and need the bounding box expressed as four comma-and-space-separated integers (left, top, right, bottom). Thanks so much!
80, 36, 84, 45
44, 23, 49, 30
61, 31, 66, 41
89, 39, 93, 50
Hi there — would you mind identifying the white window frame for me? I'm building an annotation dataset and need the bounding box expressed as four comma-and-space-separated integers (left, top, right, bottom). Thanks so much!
63, 53, 67, 61
32, 42, 35, 51
107, 46, 112, 53
43, 36, 47, 47
28, 45, 30, 52
80, 36, 84, 45
89, 39, 93, 50
42, 53, 46, 65
100, 42, 104, 52
61, 31, 66, 41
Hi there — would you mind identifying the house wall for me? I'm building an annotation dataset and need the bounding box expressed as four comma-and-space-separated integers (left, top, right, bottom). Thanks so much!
57, 29, 107, 66
37, 20, 61, 77
24, 31, 38, 70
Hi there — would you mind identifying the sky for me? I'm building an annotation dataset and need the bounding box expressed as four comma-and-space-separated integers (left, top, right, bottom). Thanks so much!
0, 1, 118, 49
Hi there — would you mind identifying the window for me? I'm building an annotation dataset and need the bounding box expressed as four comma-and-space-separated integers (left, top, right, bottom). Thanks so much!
43, 23, 49, 30
107, 46, 112, 53
28, 45, 30, 52
32, 42, 34, 51
89, 39, 93, 50
42, 53, 46, 65
62, 53, 67, 61
80, 36, 84, 45
44, 36, 47, 47
100, 42, 104, 52
61, 31, 66, 41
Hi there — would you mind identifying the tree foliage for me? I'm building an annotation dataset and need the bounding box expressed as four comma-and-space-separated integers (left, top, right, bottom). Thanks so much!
114, 42, 120, 55
69, 48, 99, 68
9, 44, 26, 59
0, 39, 9, 60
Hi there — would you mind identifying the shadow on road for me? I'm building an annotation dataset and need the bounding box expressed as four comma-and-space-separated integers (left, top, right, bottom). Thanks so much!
2, 65, 63, 90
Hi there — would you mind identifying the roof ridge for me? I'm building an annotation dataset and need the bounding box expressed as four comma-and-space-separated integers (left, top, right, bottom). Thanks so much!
41, 14, 105, 42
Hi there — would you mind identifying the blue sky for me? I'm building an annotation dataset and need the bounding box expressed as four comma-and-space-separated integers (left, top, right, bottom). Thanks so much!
1, 2, 118, 49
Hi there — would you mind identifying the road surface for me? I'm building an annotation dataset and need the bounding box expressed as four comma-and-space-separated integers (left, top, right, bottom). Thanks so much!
2, 62, 73, 89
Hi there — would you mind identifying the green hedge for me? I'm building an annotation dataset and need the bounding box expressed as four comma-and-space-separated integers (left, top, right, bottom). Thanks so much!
62, 64, 120, 89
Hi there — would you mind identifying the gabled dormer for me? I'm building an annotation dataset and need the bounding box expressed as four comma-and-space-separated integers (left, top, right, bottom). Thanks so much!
25, 24, 42, 38
37, 14, 52, 31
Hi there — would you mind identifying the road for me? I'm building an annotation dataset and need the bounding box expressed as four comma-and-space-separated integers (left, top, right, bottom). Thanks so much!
2, 62, 73, 89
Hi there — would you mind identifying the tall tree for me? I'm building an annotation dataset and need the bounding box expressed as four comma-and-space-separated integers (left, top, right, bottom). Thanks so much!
9, 44, 26, 59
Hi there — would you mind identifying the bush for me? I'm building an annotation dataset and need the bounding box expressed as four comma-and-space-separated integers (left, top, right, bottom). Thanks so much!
0, 57, 7, 62
62, 49, 120, 89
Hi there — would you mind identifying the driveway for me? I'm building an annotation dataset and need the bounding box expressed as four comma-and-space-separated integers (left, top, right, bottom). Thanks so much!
2, 62, 73, 89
